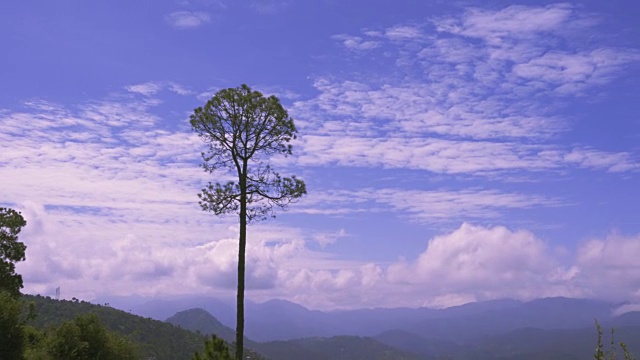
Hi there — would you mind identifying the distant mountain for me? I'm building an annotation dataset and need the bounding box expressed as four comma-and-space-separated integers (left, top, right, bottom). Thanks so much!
245, 298, 336, 341
98, 295, 627, 344
242, 296, 617, 342
95, 294, 238, 326
373, 324, 640, 359
166, 307, 261, 352
167, 308, 238, 343
610, 311, 640, 327
165, 307, 425, 359
400, 297, 615, 342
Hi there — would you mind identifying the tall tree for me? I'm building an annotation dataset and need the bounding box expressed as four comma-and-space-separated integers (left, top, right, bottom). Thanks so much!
191, 84, 306, 360
0, 207, 27, 297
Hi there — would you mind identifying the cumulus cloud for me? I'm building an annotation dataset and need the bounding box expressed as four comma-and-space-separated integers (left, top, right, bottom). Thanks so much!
265, 224, 640, 309
574, 233, 640, 301
11, 188, 640, 309
387, 223, 568, 302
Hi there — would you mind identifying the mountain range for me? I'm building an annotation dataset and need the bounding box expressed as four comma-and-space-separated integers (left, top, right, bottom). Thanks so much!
157, 296, 640, 359
27, 294, 640, 359
101, 295, 625, 340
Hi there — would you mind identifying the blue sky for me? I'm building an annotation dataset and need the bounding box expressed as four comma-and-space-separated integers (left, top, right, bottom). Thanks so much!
1, 0, 639, 310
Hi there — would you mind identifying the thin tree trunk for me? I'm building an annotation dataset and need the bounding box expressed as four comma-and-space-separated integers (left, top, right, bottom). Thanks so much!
236, 172, 247, 360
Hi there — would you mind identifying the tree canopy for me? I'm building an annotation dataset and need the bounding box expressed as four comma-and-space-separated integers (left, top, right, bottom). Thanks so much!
191, 84, 306, 221
0, 207, 27, 297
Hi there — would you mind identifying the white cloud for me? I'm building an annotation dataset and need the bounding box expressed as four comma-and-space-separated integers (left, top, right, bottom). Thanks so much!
3, 3, 639, 311
388, 224, 557, 294
294, 135, 636, 175
313, 228, 347, 247
385, 25, 424, 40
435, 4, 576, 43
564, 147, 639, 172
11, 185, 640, 309
126, 82, 164, 96
295, 188, 561, 223
290, 4, 639, 177
126, 81, 193, 96
574, 233, 640, 301
332, 34, 381, 51
167, 82, 194, 95
165, 11, 211, 29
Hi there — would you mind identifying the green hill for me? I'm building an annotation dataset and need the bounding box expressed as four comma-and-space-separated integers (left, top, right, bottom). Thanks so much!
254, 335, 423, 360
23, 295, 264, 360
25, 295, 206, 360
166, 307, 260, 350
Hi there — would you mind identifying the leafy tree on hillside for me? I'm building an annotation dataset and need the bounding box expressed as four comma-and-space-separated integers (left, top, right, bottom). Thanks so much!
191, 84, 306, 360
0, 207, 28, 360
0, 291, 26, 360
44, 313, 138, 360
0, 207, 27, 297
193, 335, 232, 360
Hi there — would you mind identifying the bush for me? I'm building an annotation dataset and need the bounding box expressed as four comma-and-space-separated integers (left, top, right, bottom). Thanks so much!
595, 320, 635, 360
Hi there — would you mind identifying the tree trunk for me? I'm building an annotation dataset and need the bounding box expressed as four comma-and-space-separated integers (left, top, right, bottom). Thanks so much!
236, 171, 247, 360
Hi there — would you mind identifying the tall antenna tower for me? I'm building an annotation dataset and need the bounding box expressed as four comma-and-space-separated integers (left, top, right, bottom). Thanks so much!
55, 287, 60, 300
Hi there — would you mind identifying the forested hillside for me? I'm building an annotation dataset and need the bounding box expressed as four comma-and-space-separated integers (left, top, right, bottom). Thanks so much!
167, 308, 255, 347
25, 295, 207, 359
255, 336, 423, 360
23, 295, 265, 360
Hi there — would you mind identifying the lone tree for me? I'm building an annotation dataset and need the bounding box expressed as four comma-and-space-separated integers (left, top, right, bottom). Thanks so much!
191, 84, 306, 360
0, 207, 27, 298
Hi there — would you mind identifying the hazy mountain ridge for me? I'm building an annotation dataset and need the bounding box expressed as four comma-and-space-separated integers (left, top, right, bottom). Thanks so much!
25, 294, 640, 359
162, 297, 640, 359
164, 307, 424, 360
109, 295, 622, 341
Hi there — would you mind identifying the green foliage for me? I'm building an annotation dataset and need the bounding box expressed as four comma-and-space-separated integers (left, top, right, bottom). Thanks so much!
43, 313, 137, 360
190, 84, 306, 222
191, 84, 306, 360
0, 207, 27, 297
0, 291, 26, 360
167, 308, 237, 344
24, 295, 207, 360
192, 335, 232, 360
255, 335, 422, 360
595, 320, 635, 360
